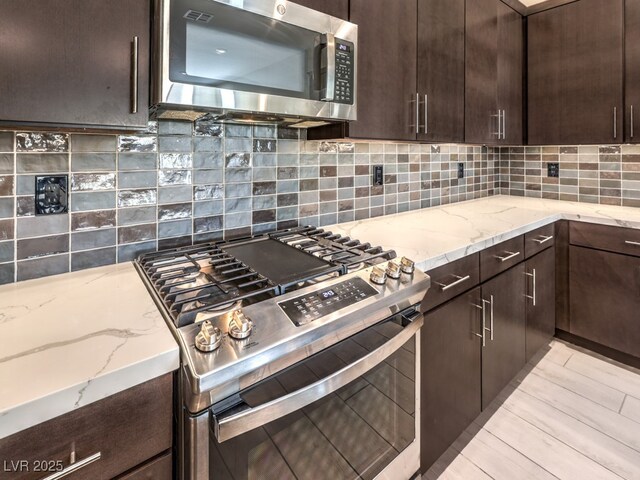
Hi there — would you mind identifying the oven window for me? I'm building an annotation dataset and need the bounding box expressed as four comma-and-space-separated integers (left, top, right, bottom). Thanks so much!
170, 0, 321, 99
210, 318, 416, 479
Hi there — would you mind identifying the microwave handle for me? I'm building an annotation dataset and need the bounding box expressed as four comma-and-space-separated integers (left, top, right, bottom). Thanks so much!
213, 311, 423, 443
321, 33, 336, 102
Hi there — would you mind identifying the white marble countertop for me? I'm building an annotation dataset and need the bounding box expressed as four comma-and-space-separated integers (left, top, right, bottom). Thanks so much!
0, 263, 179, 440
328, 195, 640, 271
3, 195, 640, 440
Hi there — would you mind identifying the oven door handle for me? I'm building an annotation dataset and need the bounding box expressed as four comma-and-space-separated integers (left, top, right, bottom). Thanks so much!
213, 312, 423, 443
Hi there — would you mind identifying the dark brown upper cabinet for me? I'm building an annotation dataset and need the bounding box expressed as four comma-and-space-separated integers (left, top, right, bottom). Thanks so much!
291, 0, 349, 20
528, 0, 624, 145
344, 0, 418, 141
626, 0, 640, 142
309, 0, 466, 143
0, 0, 150, 130
416, 0, 466, 143
465, 0, 524, 145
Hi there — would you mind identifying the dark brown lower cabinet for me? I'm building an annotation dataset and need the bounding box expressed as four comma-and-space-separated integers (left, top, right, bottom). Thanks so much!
481, 264, 526, 409
570, 246, 640, 358
0, 374, 173, 480
421, 288, 482, 472
525, 247, 556, 362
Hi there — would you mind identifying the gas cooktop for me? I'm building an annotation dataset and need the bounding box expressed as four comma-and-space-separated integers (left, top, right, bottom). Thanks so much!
135, 226, 397, 328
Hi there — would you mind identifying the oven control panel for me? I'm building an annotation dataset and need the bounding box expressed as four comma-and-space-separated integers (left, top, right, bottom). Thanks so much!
279, 277, 378, 326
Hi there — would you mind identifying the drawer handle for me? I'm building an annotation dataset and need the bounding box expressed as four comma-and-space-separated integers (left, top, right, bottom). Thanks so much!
625, 240, 640, 247
532, 235, 554, 245
438, 274, 471, 292
41, 452, 101, 480
494, 251, 521, 263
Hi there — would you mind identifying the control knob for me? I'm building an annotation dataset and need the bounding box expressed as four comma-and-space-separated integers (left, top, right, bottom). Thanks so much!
228, 309, 253, 340
386, 261, 401, 279
370, 266, 387, 285
400, 257, 415, 275
195, 320, 222, 352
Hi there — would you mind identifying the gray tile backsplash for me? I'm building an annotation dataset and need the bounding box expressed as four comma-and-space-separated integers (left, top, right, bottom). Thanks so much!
0, 121, 498, 284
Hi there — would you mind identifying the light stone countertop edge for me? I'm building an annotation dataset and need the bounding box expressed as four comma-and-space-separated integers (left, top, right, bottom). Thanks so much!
0, 262, 180, 440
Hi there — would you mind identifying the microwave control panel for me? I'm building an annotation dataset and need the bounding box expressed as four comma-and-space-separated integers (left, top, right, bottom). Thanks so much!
334, 40, 355, 104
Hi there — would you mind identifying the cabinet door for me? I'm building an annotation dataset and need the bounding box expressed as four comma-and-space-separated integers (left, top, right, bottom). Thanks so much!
416, 0, 465, 143
626, 0, 640, 142
562, 0, 624, 144
465, 0, 499, 144
528, 7, 565, 145
421, 288, 482, 472
0, 0, 150, 129
349, 0, 418, 141
291, 0, 349, 20
525, 247, 556, 362
497, 1, 523, 145
570, 246, 640, 358
481, 264, 526, 409
528, 0, 623, 144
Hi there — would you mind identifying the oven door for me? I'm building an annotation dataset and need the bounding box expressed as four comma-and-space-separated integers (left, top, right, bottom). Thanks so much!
156, 0, 358, 121
206, 309, 422, 480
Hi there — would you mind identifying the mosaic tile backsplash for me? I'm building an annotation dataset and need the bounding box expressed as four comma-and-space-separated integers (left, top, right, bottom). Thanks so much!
0, 120, 498, 284
496, 145, 640, 207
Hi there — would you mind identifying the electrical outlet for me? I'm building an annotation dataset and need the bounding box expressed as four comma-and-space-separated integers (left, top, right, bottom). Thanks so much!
458, 163, 465, 179
35, 175, 68, 215
547, 163, 560, 178
373, 165, 384, 186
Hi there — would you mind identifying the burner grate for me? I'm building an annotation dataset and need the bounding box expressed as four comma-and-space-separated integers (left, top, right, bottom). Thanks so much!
137, 243, 277, 327
271, 226, 396, 270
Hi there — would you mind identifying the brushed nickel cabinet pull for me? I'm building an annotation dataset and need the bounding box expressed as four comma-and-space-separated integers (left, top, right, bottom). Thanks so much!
415, 93, 420, 134
632, 105, 635, 139
532, 235, 554, 245
625, 240, 640, 247
424, 94, 428, 135
482, 296, 494, 341
502, 109, 506, 140
130, 36, 139, 114
525, 269, 537, 306
476, 301, 487, 347
42, 452, 101, 480
614, 106, 618, 139
494, 251, 520, 263
439, 274, 471, 292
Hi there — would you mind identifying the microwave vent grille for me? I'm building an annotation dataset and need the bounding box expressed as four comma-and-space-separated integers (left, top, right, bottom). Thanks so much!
184, 10, 213, 23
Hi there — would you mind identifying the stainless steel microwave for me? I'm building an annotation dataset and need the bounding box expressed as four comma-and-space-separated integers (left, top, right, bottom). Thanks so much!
152, 0, 358, 127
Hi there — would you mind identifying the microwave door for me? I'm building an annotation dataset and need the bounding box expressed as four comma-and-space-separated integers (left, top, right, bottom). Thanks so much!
169, 0, 323, 102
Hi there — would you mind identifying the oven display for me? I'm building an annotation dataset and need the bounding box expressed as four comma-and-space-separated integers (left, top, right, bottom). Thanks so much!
278, 277, 379, 327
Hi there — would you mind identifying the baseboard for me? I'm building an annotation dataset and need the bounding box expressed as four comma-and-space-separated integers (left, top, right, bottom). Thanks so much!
555, 329, 640, 370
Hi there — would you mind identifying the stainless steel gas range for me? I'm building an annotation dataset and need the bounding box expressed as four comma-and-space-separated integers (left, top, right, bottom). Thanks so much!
135, 227, 430, 480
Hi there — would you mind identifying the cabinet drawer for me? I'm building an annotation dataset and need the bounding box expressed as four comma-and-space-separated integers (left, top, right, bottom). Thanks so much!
117, 452, 172, 480
480, 236, 525, 282
525, 223, 556, 258
570, 222, 640, 257
0, 374, 173, 480
421, 253, 480, 312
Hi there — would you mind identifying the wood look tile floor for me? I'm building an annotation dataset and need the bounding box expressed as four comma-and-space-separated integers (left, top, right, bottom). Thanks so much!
425, 340, 640, 480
